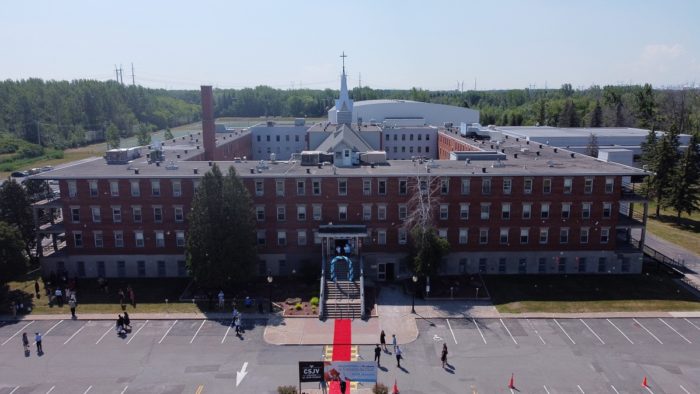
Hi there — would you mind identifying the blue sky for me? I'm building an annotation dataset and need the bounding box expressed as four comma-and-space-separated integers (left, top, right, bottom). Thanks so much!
2, 0, 699, 90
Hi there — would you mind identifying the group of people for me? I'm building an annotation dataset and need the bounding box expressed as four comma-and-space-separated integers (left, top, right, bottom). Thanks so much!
116, 312, 131, 335
117, 286, 136, 308
374, 330, 449, 369
21, 332, 43, 356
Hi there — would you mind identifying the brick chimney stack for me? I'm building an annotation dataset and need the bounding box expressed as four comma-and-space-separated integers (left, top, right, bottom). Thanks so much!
201, 85, 215, 161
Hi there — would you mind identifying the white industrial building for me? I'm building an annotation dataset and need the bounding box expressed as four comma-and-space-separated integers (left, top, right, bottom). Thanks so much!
329, 99, 480, 127
250, 119, 308, 160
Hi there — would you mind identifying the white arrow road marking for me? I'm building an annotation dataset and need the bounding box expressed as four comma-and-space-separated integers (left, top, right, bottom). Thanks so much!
236, 361, 249, 387
432, 334, 443, 341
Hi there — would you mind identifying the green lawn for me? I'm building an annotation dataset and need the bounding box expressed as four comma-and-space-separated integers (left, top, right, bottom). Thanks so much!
645, 201, 700, 256
485, 264, 700, 313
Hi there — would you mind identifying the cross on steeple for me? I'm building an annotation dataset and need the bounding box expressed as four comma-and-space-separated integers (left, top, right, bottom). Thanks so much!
340, 51, 347, 74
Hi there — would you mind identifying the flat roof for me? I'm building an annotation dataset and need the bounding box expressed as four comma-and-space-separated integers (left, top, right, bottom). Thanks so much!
496, 126, 654, 138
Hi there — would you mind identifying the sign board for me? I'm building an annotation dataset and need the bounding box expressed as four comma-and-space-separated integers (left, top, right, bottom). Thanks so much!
323, 361, 377, 383
298, 361, 324, 383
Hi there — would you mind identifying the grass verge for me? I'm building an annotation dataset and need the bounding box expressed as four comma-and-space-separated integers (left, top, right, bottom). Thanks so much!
645, 201, 700, 256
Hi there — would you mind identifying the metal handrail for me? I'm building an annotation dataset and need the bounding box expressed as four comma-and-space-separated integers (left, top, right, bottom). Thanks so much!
360, 256, 366, 320
319, 256, 326, 320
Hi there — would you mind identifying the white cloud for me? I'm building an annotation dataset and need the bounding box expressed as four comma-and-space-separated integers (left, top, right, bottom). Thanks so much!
641, 43, 685, 61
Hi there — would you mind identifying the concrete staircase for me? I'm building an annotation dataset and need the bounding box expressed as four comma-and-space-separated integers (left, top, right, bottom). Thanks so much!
323, 257, 363, 319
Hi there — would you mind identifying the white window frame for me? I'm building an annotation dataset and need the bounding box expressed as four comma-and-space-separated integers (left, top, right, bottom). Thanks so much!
503, 178, 512, 195
277, 230, 287, 246
93, 231, 103, 248
135, 231, 145, 248
110, 180, 119, 197
176, 231, 185, 247
600, 227, 610, 244
481, 178, 492, 194
524, 178, 533, 194
255, 205, 265, 221
174, 206, 184, 223
480, 203, 490, 220
398, 228, 408, 244
377, 204, 387, 221
151, 180, 161, 196
543, 178, 552, 194
112, 206, 122, 223
539, 228, 548, 244
131, 180, 140, 197
153, 206, 163, 223
378, 179, 387, 195
312, 204, 322, 221
603, 202, 612, 218
377, 229, 387, 245
297, 205, 307, 221
522, 203, 532, 219
561, 203, 571, 219
255, 180, 264, 196
479, 228, 489, 245
275, 179, 285, 197
91, 206, 101, 223
362, 204, 372, 221
89, 180, 98, 197
132, 206, 142, 223
563, 178, 573, 194
439, 204, 449, 220
398, 204, 407, 220
461, 178, 471, 195
338, 204, 348, 221
114, 231, 124, 248
520, 228, 529, 244
338, 179, 348, 196
68, 181, 77, 198
73, 232, 83, 248
605, 177, 614, 193
582, 202, 591, 219
312, 179, 321, 195
501, 203, 511, 220
559, 228, 569, 244
172, 180, 182, 197
296, 179, 305, 196
499, 228, 509, 245
458, 228, 468, 244
580, 227, 590, 244
277, 205, 286, 221
540, 203, 550, 219
438, 228, 448, 239
584, 177, 594, 194
363, 178, 372, 196
297, 230, 307, 246
155, 231, 165, 248
459, 203, 469, 220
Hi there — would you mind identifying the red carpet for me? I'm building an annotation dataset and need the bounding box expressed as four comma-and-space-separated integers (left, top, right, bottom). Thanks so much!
330, 319, 352, 393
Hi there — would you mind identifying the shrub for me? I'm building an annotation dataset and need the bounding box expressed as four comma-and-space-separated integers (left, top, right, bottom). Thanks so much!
295, 302, 303, 310
277, 386, 297, 394
373, 383, 389, 394
310, 296, 319, 307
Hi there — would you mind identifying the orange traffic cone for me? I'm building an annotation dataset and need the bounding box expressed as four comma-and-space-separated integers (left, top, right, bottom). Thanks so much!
393, 379, 399, 394
508, 373, 515, 389
642, 376, 648, 387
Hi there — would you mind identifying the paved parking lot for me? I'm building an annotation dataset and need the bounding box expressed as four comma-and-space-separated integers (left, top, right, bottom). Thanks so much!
1, 317, 699, 393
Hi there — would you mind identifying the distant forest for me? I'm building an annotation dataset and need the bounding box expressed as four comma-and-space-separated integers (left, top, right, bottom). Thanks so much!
1, 79, 698, 153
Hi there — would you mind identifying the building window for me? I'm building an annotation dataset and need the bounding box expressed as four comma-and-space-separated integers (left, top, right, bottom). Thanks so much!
277, 206, 286, 221
524, 178, 533, 194
603, 202, 612, 218
114, 231, 124, 248
172, 180, 182, 197
110, 181, 119, 197
176, 231, 185, 247
193, 180, 200, 192
621, 258, 630, 273
518, 258, 527, 274
131, 180, 140, 197
440, 178, 449, 195
297, 205, 307, 221
540, 203, 550, 219
94, 231, 103, 248
338, 205, 348, 221
584, 177, 594, 194
137, 261, 146, 277
480, 203, 490, 220
559, 228, 569, 244
363, 204, 372, 221
296, 180, 305, 196
538, 257, 547, 273
598, 257, 607, 273
297, 230, 307, 246
157, 261, 166, 277
97, 261, 106, 277
481, 178, 492, 194
254, 206, 264, 221
91, 207, 101, 223
458, 228, 468, 244
178, 260, 187, 276
539, 228, 548, 244
439, 204, 449, 220
580, 227, 589, 244
276, 179, 285, 197
479, 228, 489, 244
558, 257, 567, 273
117, 261, 126, 277
363, 179, 372, 196
312, 204, 322, 221
277, 231, 287, 246
398, 204, 407, 220
498, 258, 507, 273
561, 203, 571, 219
499, 228, 509, 244
478, 258, 487, 273
543, 178, 552, 194
459, 258, 467, 273
461, 178, 470, 195
338, 179, 348, 196
174, 206, 184, 223
399, 179, 407, 195
112, 206, 122, 223
600, 227, 610, 244
398, 228, 408, 244
459, 203, 469, 220
135, 231, 144, 247
522, 203, 532, 219
438, 228, 447, 239
68, 181, 77, 197
77, 261, 86, 277
71, 207, 80, 223
153, 206, 163, 223
257, 230, 266, 245
503, 178, 512, 195
605, 177, 614, 193
501, 203, 511, 220
151, 180, 161, 196
563, 178, 573, 194
312, 179, 321, 195
89, 180, 98, 197
377, 229, 387, 245
582, 203, 591, 219
155, 231, 165, 247
378, 179, 387, 195
255, 180, 264, 196
520, 228, 529, 244
377, 205, 387, 221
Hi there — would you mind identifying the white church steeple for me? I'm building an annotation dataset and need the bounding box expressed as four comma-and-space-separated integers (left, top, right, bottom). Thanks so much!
335, 51, 354, 125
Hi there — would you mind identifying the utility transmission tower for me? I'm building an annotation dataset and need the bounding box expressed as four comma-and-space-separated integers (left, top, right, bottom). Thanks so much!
131, 63, 135, 86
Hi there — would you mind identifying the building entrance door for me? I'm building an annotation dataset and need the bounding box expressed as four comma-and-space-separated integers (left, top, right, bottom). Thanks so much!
377, 262, 395, 281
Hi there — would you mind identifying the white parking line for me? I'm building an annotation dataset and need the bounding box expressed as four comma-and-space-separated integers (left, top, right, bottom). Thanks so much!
554, 319, 576, 345
83, 385, 93, 394
9, 387, 19, 394
500, 318, 518, 345
127, 320, 149, 344
643, 384, 654, 393
222, 320, 233, 344
543, 385, 551, 393
64, 322, 88, 345
446, 319, 458, 344
633, 319, 663, 344
610, 384, 620, 394
1, 320, 35, 346
606, 319, 634, 344
158, 320, 178, 344
684, 318, 700, 331
472, 318, 486, 344
659, 318, 692, 344
34, 320, 63, 344
527, 319, 546, 345
96, 325, 113, 345
120, 385, 128, 394
577, 384, 584, 393
190, 320, 206, 344
46, 386, 55, 394
580, 319, 605, 344
679, 384, 691, 394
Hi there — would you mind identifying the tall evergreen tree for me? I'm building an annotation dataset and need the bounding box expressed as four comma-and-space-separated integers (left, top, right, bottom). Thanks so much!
635, 83, 657, 129
603, 86, 625, 126
664, 133, 700, 222
640, 128, 658, 167
585, 133, 599, 157
0, 221, 27, 285
589, 100, 603, 127
649, 125, 680, 216
186, 164, 257, 287
0, 180, 35, 256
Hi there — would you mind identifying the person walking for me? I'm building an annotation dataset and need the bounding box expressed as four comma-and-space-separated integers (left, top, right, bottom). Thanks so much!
441, 343, 448, 368
68, 296, 77, 319
116, 315, 125, 335
395, 345, 403, 368
35, 332, 43, 354
118, 289, 125, 308
54, 288, 63, 307
123, 312, 131, 331
392, 334, 397, 353
218, 290, 225, 309
34, 280, 41, 299
128, 287, 136, 308
22, 333, 29, 354
374, 344, 382, 367
10, 301, 17, 318
380, 330, 387, 351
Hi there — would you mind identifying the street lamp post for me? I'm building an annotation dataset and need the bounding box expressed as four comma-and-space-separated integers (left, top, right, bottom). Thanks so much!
267, 274, 273, 313
411, 275, 418, 314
